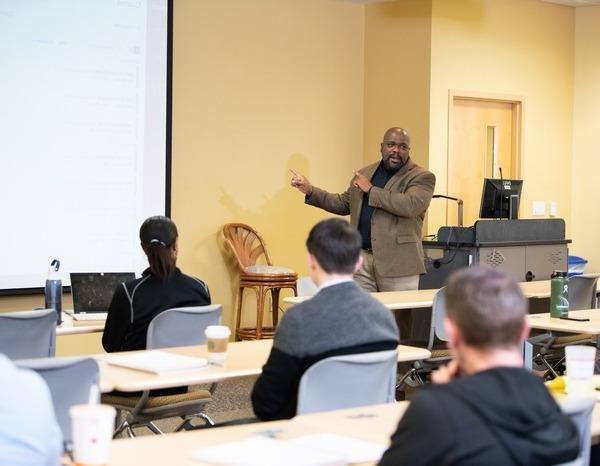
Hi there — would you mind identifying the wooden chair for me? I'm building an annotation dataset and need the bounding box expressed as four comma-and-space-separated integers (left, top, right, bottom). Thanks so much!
223, 223, 297, 341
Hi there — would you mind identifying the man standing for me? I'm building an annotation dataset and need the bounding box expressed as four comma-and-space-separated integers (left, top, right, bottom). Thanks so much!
291, 127, 435, 291
378, 267, 579, 466
251, 218, 399, 421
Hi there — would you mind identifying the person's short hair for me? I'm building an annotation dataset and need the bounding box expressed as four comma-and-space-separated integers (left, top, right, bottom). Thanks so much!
445, 266, 527, 349
306, 218, 361, 275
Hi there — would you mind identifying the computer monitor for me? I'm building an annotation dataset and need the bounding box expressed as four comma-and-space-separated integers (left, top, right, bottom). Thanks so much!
479, 178, 523, 219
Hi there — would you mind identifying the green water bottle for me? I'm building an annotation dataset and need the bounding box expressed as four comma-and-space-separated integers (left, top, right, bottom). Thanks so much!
550, 271, 569, 318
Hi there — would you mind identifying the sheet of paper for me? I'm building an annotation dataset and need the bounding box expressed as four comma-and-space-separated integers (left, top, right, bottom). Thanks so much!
191, 436, 345, 466
289, 433, 387, 464
107, 350, 207, 374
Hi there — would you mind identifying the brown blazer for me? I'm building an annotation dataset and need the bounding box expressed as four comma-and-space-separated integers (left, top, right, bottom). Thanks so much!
306, 159, 435, 277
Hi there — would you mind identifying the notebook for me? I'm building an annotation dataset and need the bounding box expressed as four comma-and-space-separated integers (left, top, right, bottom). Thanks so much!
107, 350, 208, 374
70, 272, 135, 320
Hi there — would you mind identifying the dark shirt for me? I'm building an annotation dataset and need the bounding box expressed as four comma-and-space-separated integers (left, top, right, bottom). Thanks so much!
357, 161, 402, 250
102, 267, 211, 353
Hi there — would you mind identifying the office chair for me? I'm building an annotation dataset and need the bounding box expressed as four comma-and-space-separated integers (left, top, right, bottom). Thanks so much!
0, 308, 56, 359
296, 350, 397, 415
397, 287, 452, 388
223, 223, 297, 340
532, 274, 600, 379
102, 305, 222, 437
297, 276, 318, 297
555, 396, 596, 466
17, 357, 99, 452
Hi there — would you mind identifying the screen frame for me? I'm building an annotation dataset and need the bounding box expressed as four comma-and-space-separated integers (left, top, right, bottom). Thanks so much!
0, 0, 173, 296
479, 178, 523, 220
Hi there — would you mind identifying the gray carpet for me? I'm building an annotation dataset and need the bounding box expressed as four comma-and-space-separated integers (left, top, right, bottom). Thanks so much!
117, 375, 258, 437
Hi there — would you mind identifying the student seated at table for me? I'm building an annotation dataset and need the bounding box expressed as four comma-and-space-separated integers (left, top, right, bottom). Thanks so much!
0, 354, 62, 466
251, 218, 399, 421
103, 215, 211, 353
378, 267, 579, 466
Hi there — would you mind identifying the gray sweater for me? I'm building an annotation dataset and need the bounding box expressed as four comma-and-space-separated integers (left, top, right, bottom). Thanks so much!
251, 281, 399, 420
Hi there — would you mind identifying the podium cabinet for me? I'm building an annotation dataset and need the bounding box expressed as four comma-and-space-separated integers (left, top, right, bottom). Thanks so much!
419, 219, 570, 289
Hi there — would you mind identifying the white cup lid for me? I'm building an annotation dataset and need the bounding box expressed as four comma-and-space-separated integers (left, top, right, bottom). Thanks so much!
205, 325, 231, 338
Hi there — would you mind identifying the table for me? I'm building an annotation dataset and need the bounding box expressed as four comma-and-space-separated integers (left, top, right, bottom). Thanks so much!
57, 313, 104, 336
107, 403, 405, 466
97, 341, 431, 393
524, 309, 600, 370
107, 399, 600, 465
283, 280, 551, 310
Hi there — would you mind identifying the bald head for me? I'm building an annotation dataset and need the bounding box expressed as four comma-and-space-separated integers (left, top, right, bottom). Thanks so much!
380, 127, 411, 171
383, 127, 410, 142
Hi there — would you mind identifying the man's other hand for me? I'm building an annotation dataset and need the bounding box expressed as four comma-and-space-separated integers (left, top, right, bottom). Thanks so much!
290, 169, 313, 195
431, 359, 459, 384
352, 171, 372, 193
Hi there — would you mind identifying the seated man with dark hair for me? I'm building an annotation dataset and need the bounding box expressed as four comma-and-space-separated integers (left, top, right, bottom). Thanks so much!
251, 218, 399, 421
378, 267, 579, 466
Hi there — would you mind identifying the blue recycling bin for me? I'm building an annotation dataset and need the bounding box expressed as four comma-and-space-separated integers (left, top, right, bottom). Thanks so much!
567, 255, 588, 277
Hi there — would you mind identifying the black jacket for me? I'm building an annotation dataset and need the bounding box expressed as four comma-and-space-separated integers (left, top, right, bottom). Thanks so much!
378, 367, 579, 466
102, 268, 210, 353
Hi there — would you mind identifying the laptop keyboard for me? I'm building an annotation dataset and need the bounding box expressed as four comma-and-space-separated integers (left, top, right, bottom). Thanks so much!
72, 312, 108, 321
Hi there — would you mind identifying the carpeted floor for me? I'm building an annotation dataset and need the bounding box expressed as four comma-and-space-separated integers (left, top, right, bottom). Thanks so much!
117, 375, 258, 437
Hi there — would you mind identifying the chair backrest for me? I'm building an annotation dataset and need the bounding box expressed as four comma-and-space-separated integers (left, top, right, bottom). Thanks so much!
16, 357, 99, 449
427, 287, 448, 350
555, 396, 596, 466
569, 274, 600, 310
297, 276, 318, 297
0, 309, 56, 359
296, 350, 397, 415
146, 305, 223, 349
222, 223, 272, 272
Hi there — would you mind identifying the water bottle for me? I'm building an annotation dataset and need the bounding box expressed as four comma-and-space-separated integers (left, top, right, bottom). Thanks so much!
45, 259, 62, 324
550, 270, 569, 318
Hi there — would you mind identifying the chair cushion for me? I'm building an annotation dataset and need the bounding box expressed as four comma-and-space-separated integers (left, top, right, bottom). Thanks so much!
429, 348, 452, 359
550, 334, 595, 347
244, 265, 295, 275
102, 389, 211, 409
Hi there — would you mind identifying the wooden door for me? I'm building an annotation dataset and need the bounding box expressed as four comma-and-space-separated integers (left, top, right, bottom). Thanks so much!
447, 96, 521, 227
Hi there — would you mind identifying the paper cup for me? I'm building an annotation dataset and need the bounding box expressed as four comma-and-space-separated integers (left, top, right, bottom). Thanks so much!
565, 345, 596, 397
70, 404, 116, 465
205, 325, 231, 365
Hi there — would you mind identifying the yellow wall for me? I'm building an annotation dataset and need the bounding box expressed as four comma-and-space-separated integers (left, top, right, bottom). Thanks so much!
3, 0, 597, 354
571, 6, 600, 271
171, 0, 365, 328
0, 0, 365, 348
364, 0, 432, 169
427, 0, 574, 235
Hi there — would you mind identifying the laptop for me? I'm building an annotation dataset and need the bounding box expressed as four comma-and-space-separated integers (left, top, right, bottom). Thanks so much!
69, 272, 135, 321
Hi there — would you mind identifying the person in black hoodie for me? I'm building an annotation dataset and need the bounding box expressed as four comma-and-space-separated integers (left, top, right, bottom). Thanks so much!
378, 266, 579, 466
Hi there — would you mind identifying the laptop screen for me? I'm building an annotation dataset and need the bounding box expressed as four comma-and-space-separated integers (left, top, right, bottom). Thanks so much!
70, 272, 135, 314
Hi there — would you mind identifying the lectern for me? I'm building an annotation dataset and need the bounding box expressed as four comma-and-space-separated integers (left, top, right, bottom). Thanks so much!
419, 219, 570, 289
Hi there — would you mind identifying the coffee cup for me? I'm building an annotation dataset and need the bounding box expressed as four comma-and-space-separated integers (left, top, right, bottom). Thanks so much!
205, 325, 231, 365
69, 404, 116, 466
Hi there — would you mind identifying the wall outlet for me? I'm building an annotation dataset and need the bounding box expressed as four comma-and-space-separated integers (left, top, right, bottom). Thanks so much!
549, 201, 558, 217
532, 201, 546, 216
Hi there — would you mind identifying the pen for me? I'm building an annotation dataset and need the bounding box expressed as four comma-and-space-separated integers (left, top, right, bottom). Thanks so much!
559, 316, 590, 322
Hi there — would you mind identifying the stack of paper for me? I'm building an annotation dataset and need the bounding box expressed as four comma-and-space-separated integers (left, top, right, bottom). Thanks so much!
191, 433, 387, 466
107, 350, 207, 374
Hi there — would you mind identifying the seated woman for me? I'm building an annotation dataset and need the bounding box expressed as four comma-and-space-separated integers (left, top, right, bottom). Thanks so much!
103, 215, 211, 353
